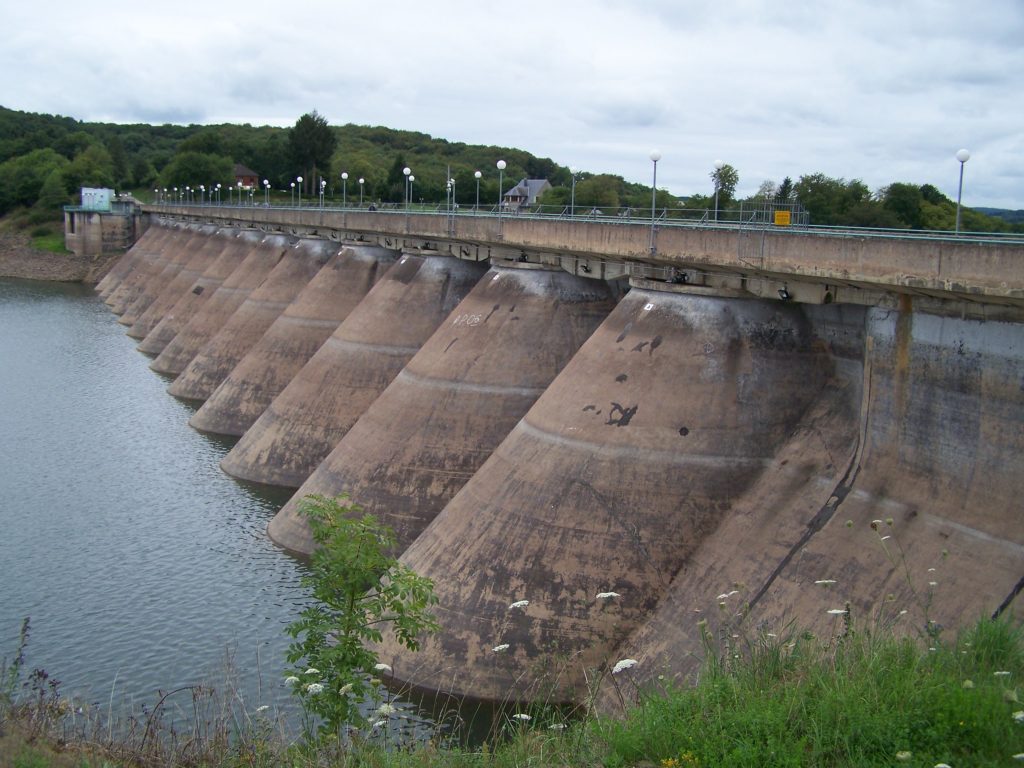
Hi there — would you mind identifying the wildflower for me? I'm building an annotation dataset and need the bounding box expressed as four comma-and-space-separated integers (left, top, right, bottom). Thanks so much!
996, 670, 1012, 677
928, 581, 938, 586
374, 663, 393, 673
284, 676, 300, 686
881, 535, 891, 540
492, 643, 510, 653
1012, 754, 1024, 760
1013, 710, 1024, 723
339, 683, 354, 695
928, 567, 937, 572
612, 658, 638, 674
827, 608, 848, 615
870, 519, 883, 530
255, 705, 269, 713
717, 590, 739, 600
814, 579, 837, 585
508, 599, 529, 610
896, 751, 912, 761
304, 667, 320, 675
662, 759, 680, 768
934, 764, 952, 768
511, 713, 531, 721
371, 719, 387, 728
962, 679, 974, 689
596, 591, 621, 600
550, 723, 566, 730
899, 610, 908, 615
306, 683, 324, 695
376, 703, 397, 717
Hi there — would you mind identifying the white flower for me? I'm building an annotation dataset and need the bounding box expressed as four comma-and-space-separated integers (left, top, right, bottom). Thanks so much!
374, 663, 392, 673
962, 679, 974, 689
339, 683, 354, 695
880, 535, 891, 540
550, 723, 566, 730
612, 658, 638, 674
371, 719, 387, 728
1013, 710, 1024, 723
376, 703, 397, 717
255, 705, 269, 713
995, 670, 1012, 677
928, 581, 938, 586
304, 667, 320, 675
305, 683, 324, 695
827, 608, 848, 615
511, 713, 531, 721
1012, 753, 1024, 760
492, 643, 510, 653
284, 676, 300, 686
934, 763, 952, 768
814, 579, 837, 585
716, 590, 739, 600
508, 600, 529, 610
596, 592, 621, 600
896, 751, 912, 761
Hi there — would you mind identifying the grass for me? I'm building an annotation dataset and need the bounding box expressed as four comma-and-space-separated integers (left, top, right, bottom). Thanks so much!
2, 616, 1021, 767
29, 231, 69, 255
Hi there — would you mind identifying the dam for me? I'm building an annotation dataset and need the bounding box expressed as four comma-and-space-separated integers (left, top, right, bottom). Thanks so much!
90, 202, 1024, 706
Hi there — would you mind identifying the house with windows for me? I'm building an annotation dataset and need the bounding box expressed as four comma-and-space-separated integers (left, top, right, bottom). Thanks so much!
502, 178, 552, 211
234, 163, 260, 188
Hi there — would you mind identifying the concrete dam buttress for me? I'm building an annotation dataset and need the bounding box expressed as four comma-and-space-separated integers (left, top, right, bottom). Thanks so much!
97, 213, 1024, 708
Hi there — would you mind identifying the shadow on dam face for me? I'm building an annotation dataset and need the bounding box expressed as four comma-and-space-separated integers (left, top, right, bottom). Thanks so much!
136, 228, 248, 356
127, 225, 225, 341
267, 261, 621, 556
221, 251, 487, 490
188, 243, 399, 437
97, 223, 175, 300
370, 282, 833, 703
150, 231, 287, 377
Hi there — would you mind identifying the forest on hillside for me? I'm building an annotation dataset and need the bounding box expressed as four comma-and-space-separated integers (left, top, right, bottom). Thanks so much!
0, 105, 1020, 234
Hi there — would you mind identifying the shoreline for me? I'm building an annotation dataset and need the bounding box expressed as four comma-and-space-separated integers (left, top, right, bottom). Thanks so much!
0, 231, 122, 285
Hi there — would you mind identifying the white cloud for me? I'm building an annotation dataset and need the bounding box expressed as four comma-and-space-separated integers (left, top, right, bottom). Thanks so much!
2, 0, 1022, 207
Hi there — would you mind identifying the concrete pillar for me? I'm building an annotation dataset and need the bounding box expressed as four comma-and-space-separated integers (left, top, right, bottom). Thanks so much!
96, 223, 171, 298
118, 224, 207, 328
104, 223, 185, 310
188, 243, 398, 436
222, 251, 487, 491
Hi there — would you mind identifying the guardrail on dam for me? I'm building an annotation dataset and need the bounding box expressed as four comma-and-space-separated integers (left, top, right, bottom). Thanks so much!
95, 207, 1024, 707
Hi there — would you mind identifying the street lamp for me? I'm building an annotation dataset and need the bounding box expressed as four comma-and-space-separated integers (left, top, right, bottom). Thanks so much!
200, 184, 205, 205
341, 172, 348, 207
409, 175, 415, 205
297, 176, 303, 207
290, 182, 295, 206
474, 170, 482, 211
263, 179, 269, 206
649, 151, 661, 253
496, 159, 506, 216
713, 159, 724, 221
215, 183, 221, 205
955, 148, 970, 234
403, 167, 411, 210
358, 177, 364, 207
570, 167, 578, 217
320, 178, 326, 208
237, 180, 243, 206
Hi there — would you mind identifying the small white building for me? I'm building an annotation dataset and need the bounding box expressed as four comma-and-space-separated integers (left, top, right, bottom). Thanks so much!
80, 187, 113, 211
502, 178, 552, 211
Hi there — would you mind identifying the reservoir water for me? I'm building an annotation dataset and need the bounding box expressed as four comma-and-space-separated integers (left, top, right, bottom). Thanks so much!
0, 277, 307, 714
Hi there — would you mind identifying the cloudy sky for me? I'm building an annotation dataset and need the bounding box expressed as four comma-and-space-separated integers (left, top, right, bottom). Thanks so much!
3, 0, 1022, 208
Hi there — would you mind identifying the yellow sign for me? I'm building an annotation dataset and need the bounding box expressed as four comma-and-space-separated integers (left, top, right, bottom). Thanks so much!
774, 210, 792, 226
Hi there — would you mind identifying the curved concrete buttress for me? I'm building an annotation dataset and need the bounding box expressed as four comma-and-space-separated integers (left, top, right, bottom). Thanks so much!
591, 302, 1024, 709
108, 224, 202, 315
370, 282, 833, 703
167, 236, 334, 402
103, 223, 182, 307
149, 231, 287, 376
126, 225, 226, 340
138, 228, 249, 357
189, 243, 398, 436
117, 224, 207, 328
96, 223, 172, 298
267, 262, 618, 556
226, 251, 487, 491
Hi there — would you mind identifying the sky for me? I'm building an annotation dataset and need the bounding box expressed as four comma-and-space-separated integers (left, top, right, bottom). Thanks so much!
2, 0, 1022, 209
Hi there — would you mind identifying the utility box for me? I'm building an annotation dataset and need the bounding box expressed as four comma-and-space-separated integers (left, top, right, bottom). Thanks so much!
81, 187, 113, 212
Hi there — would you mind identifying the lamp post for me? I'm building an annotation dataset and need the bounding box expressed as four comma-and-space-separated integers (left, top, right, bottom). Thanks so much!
200, 185, 205, 205
320, 178, 326, 208
955, 148, 970, 234
713, 159, 724, 221
496, 159, 506, 216
409, 175, 415, 205
173, 186, 178, 205
474, 170, 482, 212
236, 181, 242, 206
358, 177, 364, 207
649, 151, 661, 253
290, 182, 295, 206
297, 176, 303, 207
263, 179, 269, 206
215, 184, 221, 205
403, 167, 411, 210
341, 172, 348, 207
450, 177, 456, 211
570, 167, 578, 217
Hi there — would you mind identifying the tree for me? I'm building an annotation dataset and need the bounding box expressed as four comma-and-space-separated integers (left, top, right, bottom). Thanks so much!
158, 151, 234, 189
710, 163, 739, 213
0, 148, 70, 213
794, 173, 872, 225
776, 176, 794, 203
284, 495, 439, 738
64, 144, 115, 192
289, 111, 336, 196
882, 183, 925, 229
34, 168, 69, 211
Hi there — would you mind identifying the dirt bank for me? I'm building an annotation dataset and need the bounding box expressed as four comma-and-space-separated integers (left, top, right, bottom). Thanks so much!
0, 231, 122, 285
